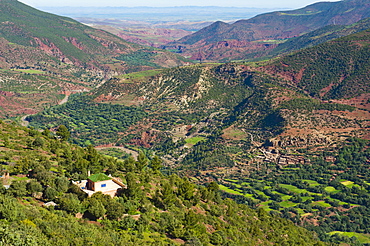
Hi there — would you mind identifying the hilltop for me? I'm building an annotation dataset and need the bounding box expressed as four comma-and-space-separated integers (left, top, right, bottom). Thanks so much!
165, 0, 370, 61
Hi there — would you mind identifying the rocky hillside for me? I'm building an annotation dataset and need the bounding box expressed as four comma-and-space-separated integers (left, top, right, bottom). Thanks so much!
0, 0, 190, 118
263, 28, 370, 100
0, 0, 189, 73
259, 17, 370, 60
26, 26, 370, 175
165, 0, 370, 61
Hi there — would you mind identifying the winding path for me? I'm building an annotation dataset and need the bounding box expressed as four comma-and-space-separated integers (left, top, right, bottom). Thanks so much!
58, 94, 69, 105
20, 92, 70, 127
20, 115, 30, 127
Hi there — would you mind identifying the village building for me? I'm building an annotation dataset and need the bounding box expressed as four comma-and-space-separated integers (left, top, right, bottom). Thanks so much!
73, 173, 126, 198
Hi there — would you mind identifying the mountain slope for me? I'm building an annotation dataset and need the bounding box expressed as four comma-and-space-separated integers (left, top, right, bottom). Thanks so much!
0, 120, 325, 245
262, 28, 370, 100
0, 0, 190, 118
0, 0, 189, 72
27, 26, 370, 175
26, 26, 370, 169
166, 0, 370, 61
228, 17, 370, 61
180, 0, 370, 44
265, 17, 370, 57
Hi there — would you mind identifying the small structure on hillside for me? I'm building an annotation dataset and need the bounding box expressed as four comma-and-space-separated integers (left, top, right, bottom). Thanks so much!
43, 201, 57, 207
73, 173, 126, 198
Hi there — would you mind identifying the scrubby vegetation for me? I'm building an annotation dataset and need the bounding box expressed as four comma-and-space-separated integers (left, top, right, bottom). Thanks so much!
269, 28, 370, 99
2, 2, 370, 245
279, 98, 355, 111
0, 121, 325, 245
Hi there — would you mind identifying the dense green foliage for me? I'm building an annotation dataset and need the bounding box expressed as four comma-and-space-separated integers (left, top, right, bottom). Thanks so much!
279, 98, 355, 111
0, 121, 325, 245
116, 49, 161, 69
27, 94, 147, 146
221, 138, 370, 245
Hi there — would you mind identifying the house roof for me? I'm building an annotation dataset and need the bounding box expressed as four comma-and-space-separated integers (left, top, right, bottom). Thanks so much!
88, 173, 111, 182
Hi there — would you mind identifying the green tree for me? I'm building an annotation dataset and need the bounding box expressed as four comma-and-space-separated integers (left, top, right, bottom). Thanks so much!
26, 180, 43, 197
125, 172, 142, 200
0, 222, 50, 246
210, 231, 225, 245
87, 199, 106, 220
9, 180, 27, 197
119, 216, 137, 230
43, 187, 58, 201
123, 156, 136, 172
136, 151, 148, 171
32, 137, 44, 148
56, 125, 70, 141
58, 194, 81, 214
0, 195, 25, 221
150, 155, 163, 173
54, 176, 69, 193
106, 200, 125, 220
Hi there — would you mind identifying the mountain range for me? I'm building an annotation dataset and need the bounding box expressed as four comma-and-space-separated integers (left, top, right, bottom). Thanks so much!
165, 0, 370, 61
26, 24, 370, 244
1, 0, 370, 244
0, 0, 189, 117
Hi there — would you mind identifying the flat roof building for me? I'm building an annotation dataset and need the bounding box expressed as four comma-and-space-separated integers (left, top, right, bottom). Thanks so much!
74, 173, 126, 198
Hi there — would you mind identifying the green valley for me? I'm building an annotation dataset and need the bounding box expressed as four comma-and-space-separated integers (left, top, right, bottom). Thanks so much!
1, 0, 370, 245
26, 23, 370, 245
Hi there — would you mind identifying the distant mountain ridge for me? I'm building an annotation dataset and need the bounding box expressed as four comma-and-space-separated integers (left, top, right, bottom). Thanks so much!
167, 0, 370, 61
0, 0, 188, 74
179, 0, 370, 44
240, 17, 370, 61
0, 0, 189, 117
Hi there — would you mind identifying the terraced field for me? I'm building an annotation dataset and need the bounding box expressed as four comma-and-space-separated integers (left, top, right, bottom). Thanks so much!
219, 138, 370, 243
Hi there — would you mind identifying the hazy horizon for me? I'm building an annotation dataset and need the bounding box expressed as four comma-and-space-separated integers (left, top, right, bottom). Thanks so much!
19, 0, 341, 9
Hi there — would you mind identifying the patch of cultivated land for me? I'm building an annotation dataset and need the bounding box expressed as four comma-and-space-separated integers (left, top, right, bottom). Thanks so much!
328, 231, 370, 244
185, 137, 206, 146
